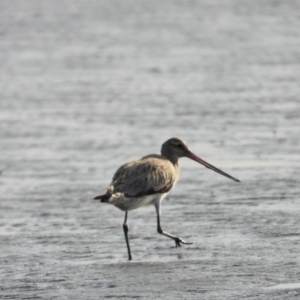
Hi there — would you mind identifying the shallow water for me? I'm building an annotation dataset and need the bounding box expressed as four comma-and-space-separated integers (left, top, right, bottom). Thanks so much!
1, 0, 300, 299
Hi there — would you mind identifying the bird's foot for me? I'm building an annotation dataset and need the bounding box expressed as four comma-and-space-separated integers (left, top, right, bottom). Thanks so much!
174, 237, 193, 248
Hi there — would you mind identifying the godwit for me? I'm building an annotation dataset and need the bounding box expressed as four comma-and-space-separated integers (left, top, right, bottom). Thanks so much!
94, 137, 240, 260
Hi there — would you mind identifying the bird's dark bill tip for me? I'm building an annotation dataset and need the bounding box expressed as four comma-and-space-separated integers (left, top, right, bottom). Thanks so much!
231, 176, 241, 183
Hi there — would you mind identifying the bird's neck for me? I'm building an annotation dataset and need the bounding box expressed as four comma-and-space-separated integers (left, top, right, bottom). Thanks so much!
161, 150, 179, 166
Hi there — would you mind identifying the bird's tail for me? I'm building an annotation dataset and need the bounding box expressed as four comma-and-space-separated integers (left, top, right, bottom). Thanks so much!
93, 193, 111, 202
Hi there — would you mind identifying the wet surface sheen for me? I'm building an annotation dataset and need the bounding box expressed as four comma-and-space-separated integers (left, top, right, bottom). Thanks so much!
0, 0, 300, 299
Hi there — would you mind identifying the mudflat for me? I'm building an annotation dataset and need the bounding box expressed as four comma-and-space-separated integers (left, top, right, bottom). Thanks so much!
1, 1, 300, 299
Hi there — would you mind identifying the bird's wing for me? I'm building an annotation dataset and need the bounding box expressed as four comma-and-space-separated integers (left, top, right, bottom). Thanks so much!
111, 155, 176, 197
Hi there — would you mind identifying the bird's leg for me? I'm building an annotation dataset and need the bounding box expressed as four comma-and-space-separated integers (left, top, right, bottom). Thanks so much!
123, 212, 132, 260
155, 203, 192, 248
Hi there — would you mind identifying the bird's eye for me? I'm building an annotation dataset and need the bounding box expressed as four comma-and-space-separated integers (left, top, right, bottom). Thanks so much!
176, 143, 183, 148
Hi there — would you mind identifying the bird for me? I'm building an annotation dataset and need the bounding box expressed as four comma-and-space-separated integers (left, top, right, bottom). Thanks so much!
94, 137, 240, 260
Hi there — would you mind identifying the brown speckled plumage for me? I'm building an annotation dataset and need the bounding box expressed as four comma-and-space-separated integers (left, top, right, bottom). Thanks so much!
111, 154, 179, 197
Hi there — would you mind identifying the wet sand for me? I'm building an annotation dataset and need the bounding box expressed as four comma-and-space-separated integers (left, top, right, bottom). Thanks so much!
1, 0, 300, 299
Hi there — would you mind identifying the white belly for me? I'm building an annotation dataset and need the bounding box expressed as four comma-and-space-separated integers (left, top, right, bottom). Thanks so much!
108, 192, 169, 211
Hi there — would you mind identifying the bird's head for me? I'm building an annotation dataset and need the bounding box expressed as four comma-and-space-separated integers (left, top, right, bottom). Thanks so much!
161, 137, 190, 159
161, 137, 240, 182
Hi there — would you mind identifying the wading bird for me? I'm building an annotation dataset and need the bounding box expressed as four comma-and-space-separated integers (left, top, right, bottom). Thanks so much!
94, 137, 240, 260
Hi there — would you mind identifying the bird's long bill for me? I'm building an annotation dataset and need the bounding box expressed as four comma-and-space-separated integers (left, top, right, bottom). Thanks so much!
187, 151, 240, 182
